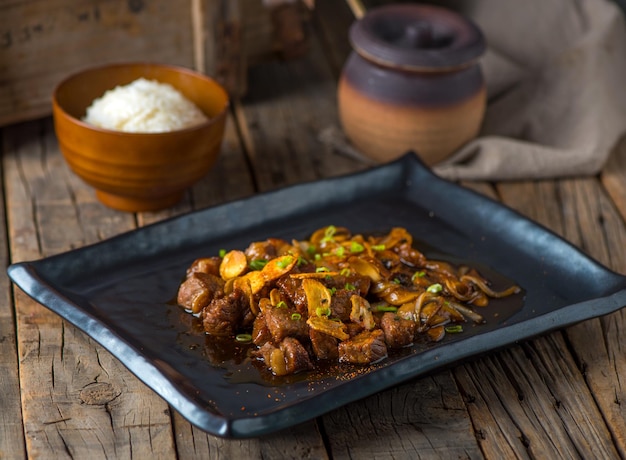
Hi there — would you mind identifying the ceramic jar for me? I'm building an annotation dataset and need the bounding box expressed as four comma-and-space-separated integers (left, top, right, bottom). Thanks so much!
338, 4, 487, 166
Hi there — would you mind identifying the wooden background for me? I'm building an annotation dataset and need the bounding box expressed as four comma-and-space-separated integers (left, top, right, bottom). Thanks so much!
0, 0, 281, 126
2, 0, 626, 458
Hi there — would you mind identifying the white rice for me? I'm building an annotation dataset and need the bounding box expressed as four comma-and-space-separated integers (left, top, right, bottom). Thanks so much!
83, 78, 209, 133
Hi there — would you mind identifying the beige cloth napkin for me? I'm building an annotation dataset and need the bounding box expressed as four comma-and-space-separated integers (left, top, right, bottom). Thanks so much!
431, 0, 626, 180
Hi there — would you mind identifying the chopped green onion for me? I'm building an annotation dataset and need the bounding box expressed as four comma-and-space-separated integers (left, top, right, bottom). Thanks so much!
345, 282, 356, 291
307, 245, 317, 255
276, 301, 287, 309
412, 271, 426, 281
335, 246, 346, 257
219, 249, 227, 258
445, 325, 464, 334
392, 278, 401, 285
276, 256, 293, 269
350, 241, 364, 253
235, 333, 252, 342
316, 306, 331, 317
321, 225, 337, 243
314, 253, 322, 261
374, 304, 398, 312
371, 244, 386, 251
249, 259, 268, 270
316, 266, 330, 273
340, 268, 351, 276
297, 256, 307, 266
329, 287, 337, 295
291, 313, 302, 320
427, 283, 443, 294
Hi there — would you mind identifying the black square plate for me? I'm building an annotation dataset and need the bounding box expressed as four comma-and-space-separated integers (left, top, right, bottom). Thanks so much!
8, 153, 626, 438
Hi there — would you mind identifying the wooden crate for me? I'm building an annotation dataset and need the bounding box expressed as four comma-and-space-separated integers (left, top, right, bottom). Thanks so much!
0, 0, 312, 127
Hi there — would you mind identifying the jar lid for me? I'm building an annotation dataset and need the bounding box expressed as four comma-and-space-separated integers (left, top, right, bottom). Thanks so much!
349, 4, 486, 71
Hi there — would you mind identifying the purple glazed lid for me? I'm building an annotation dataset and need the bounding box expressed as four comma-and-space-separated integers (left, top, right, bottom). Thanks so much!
350, 3, 486, 71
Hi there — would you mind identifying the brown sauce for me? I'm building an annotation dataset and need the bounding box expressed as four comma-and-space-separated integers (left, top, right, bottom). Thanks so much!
174, 250, 525, 387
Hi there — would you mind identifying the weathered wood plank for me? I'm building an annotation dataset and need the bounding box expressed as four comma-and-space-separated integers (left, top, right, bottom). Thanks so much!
602, 136, 626, 222
322, 373, 483, 459
241, 18, 365, 193
2, 115, 323, 458
454, 366, 524, 460
458, 125, 626, 460
570, 308, 626, 458
4, 119, 176, 459
557, 177, 626, 458
471, 335, 616, 459
442, 177, 626, 459
0, 0, 197, 126
0, 129, 27, 460
3, 2, 625, 458
172, 413, 329, 460
310, 0, 355, 77
492, 177, 626, 458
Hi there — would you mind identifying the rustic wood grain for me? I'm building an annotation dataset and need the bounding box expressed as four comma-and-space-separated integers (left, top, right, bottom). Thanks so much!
492, 176, 626, 458
456, 127, 626, 460
172, 415, 329, 460
602, 136, 626, 222
309, 0, 355, 77
4, 119, 176, 459
557, 176, 626, 458
241, 20, 365, 193
454, 365, 525, 460
3, 1, 626, 458
0, 1, 197, 127
442, 173, 626, 459
322, 372, 483, 459
0, 128, 27, 460
458, 335, 620, 459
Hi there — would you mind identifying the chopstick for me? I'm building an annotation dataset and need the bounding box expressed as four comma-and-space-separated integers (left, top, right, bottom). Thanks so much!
345, 0, 366, 18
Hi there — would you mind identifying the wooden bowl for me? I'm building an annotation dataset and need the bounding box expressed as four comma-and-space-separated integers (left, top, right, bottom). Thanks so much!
52, 62, 229, 212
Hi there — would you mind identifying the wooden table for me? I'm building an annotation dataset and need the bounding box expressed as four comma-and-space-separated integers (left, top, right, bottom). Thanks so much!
3, 2, 626, 458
